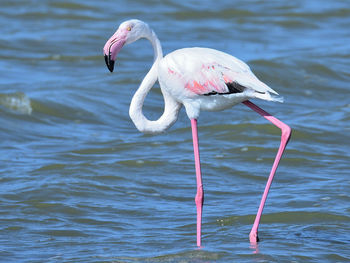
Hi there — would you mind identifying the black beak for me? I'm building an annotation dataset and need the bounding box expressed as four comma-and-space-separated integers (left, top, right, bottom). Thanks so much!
104, 54, 115, 73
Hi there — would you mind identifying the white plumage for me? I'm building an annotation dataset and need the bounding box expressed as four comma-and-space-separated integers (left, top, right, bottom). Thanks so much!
103, 20, 282, 132
159, 47, 282, 119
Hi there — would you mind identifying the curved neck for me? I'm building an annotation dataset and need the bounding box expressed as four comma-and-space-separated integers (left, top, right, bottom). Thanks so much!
147, 30, 163, 62
129, 30, 181, 134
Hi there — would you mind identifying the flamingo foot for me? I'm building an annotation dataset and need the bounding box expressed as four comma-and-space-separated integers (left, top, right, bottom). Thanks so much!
249, 229, 259, 244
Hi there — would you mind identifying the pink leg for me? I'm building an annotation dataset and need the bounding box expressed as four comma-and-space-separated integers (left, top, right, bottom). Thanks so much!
191, 119, 204, 247
242, 100, 292, 243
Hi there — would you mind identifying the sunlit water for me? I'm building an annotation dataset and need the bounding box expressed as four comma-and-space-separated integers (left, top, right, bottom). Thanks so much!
1, 0, 350, 262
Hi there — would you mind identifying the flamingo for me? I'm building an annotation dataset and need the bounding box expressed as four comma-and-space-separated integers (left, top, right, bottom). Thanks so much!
103, 19, 291, 247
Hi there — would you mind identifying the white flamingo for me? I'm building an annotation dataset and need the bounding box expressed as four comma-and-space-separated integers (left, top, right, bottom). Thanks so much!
103, 19, 291, 247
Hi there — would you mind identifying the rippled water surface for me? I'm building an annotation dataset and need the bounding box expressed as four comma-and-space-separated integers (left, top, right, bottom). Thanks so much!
1, 0, 350, 262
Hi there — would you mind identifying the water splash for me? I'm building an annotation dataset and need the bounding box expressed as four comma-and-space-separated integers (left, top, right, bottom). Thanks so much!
0, 92, 32, 115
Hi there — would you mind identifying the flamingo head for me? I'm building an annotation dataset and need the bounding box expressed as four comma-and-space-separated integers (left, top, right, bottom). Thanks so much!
103, 19, 150, 72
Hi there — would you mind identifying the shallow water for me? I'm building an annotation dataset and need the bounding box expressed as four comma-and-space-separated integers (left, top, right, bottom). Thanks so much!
1, 0, 350, 262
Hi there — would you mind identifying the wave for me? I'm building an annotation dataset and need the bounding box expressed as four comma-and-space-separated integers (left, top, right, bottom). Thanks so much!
0, 92, 32, 115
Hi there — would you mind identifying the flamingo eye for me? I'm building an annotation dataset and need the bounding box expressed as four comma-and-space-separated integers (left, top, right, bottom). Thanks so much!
126, 26, 132, 31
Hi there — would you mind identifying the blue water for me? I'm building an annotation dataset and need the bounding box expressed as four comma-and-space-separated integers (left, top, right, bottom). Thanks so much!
1, 0, 350, 262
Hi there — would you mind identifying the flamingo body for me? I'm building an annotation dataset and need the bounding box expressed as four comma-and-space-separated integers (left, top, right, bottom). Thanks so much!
103, 19, 291, 247
158, 47, 282, 119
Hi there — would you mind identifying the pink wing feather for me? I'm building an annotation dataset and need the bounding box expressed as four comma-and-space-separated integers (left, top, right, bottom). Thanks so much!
184, 62, 237, 95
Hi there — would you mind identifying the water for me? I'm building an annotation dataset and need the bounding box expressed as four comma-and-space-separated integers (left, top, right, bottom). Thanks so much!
1, 0, 350, 262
